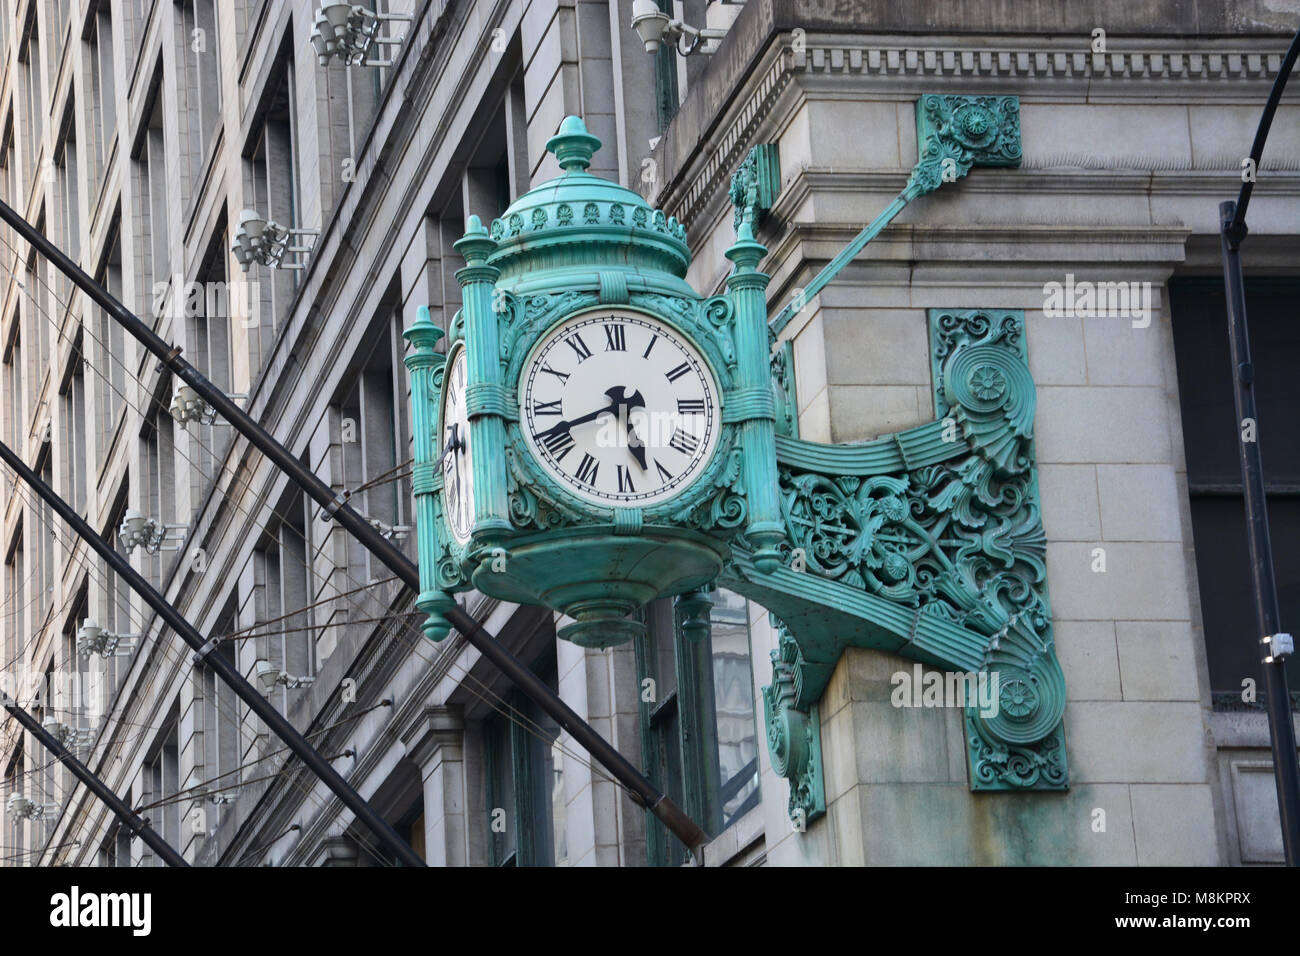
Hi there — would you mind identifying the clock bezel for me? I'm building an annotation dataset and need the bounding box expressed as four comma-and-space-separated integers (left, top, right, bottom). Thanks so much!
516, 308, 723, 509
501, 301, 742, 525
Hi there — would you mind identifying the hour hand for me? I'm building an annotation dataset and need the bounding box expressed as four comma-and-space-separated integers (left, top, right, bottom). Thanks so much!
437, 423, 463, 467
604, 386, 648, 470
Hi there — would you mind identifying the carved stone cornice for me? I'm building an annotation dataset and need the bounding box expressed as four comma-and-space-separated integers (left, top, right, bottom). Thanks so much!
655, 35, 1300, 238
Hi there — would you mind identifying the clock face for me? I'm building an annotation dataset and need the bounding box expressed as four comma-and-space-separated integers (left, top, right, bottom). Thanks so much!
519, 310, 721, 507
439, 345, 474, 544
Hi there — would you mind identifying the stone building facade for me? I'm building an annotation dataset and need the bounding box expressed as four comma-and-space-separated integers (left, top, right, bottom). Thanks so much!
1, 0, 1297, 866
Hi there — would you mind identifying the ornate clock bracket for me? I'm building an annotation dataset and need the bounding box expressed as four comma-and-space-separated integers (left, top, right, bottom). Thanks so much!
734, 96, 1064, 824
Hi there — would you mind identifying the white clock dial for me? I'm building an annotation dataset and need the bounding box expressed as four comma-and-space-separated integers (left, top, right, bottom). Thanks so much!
519, 311, 721, 507
439, 345, 474, 544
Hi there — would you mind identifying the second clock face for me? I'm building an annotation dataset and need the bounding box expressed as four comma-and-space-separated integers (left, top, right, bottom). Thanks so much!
519, 310, 721, 507
440, 345, 474, 544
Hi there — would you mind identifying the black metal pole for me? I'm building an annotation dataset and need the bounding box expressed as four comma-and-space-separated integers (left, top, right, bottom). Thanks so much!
1, 695, 189, 867
1226, 27, 1300, 242
0, 440, 427, 867
0, 198, 710, 854
1219, 199, 1300, 865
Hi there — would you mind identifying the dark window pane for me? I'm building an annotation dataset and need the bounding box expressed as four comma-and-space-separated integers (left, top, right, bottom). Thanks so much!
1169, 281, 1300, 485
1189, 495, 1300, 700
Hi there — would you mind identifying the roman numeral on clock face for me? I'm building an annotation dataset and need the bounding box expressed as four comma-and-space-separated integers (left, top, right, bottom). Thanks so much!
540, 429, 575, 461
533, 399, 562, 416
665, 362, 691, 383
565, 332, 593, 362
574, 453, 599, 486
539, 362, 569, 384
676, 398, 705, 414
616, 464, 636, 493
668, 427, 700, 456
604, 324, 626, 351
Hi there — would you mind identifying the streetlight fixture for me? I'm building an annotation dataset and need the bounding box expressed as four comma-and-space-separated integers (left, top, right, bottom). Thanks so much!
6, 794, 52, 820
117, 509, 186, 555
309, 2, 412, 68
170, 385, 217, 426
170, 384, 248, 427
231, 209, 318, 271
630, 0, 726, 56
40, 717, 91, 749
76, 619, 137, 659
365, 517, 412, 542
255, 660, 316, 692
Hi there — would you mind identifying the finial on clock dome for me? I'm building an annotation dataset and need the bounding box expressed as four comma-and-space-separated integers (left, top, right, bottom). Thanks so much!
546, 115, 602, 172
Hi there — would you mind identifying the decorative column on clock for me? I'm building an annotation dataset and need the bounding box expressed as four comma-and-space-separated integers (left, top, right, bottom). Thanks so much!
454, 215, 512, 560
402, 306, 454, 641
724, 219, 783, 571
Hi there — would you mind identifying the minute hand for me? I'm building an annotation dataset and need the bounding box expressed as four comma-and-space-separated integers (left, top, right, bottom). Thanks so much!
538, 386, 646, 436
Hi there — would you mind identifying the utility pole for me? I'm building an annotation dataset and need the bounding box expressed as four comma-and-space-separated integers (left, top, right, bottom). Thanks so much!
0, 440, 427, 867
1, 694, 188, 866
0, 199, 710, 855
1217, 25, 1300, 865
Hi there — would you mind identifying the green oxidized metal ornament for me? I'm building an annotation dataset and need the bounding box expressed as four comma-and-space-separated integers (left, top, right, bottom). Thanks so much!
407, 100, 1067, 819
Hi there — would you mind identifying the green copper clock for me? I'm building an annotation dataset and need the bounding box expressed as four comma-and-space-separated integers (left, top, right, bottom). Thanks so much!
407, 107, 1068, 816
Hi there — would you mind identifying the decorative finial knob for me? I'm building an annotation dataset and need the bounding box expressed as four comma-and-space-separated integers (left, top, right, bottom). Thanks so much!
546, 115, 602, 172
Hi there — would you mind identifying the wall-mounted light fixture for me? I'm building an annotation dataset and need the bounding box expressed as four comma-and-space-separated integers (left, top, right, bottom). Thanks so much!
309, 2, 412, 68
6, 793, 53, 820
231, 209, 319, 272
118, 510, 186, 555
40, 717, 92, 749
170, 385, 248, 427
365, 517, 412, 542
255, 660, 316, 692
630, 0, 726, 56
76, 619, 138, 659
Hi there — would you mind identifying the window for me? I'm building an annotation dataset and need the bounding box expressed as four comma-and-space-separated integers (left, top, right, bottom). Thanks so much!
184, 224, 234, 504
652, 0, 680, 131
483, 644, 567, 867
25, 211, 50, 389
4, 529, 24, 693
36, 447, 54, 621
636, 587, 761, 865
202, 605, 240, 827
1170, 278, 1300, 709
177, 0, 220, 202
99, 818, 133, 867
142, 709, 180, 865
245, 59, 298, 369
125, 0, 148, 70
55, 103, 79, 307
1, 117, 17, 262
19, 8, 42, 183
94, 215, 126, 458
331, 307, 412, 595
4, 745, 25, 865
100, 489, 132, 689
58, 330, 87, 513
132, 81, 170, 318
142, 397, 177, 583
3, 325, 20, 447
86, 1, 117, 188
255, 491, 314, 702
62, 584, 92, 739
319, 24, 380, 214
